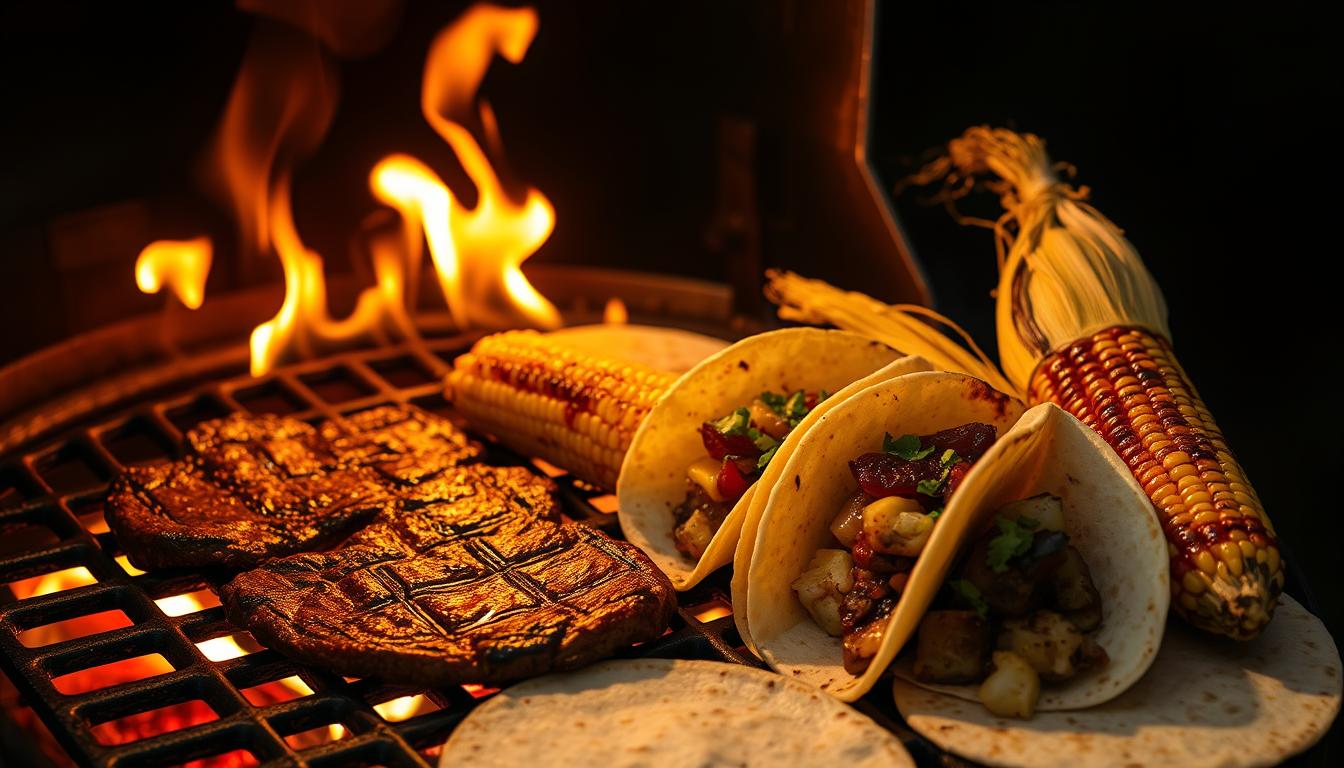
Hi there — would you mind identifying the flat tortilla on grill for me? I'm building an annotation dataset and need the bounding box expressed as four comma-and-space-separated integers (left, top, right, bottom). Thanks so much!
438, 659, 914, 767
106, 405, 481, 569
894, 595, 1341, 768
219, 466, 677, 685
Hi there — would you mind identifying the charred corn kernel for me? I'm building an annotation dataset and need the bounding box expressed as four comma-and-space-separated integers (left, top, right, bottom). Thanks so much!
1030, 327, 1283, 640
1182, 570, 1207, 595
446, 330, 675, 489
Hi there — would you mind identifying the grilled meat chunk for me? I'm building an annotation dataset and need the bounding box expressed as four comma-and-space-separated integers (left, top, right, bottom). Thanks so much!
106, 406, 481, 569
220, 466, 676, 685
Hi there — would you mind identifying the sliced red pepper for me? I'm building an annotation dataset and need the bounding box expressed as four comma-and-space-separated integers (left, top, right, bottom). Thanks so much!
699, 422, 761, 462
716, 458, 752, 502
944, 460, 972, 499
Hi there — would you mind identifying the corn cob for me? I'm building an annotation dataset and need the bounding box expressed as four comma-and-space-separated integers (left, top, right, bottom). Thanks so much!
1031, 327, 1281, 638
763, 126, 1283, 640
446, 330, 675, 489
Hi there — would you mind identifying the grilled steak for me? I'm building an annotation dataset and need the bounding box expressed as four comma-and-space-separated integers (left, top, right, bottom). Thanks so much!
109, 403, 675, 684
220, 465, 677, 685
106, 405, 481, 569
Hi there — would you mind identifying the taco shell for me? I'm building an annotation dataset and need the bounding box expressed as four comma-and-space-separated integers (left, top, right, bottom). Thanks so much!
617, 328, 905, 589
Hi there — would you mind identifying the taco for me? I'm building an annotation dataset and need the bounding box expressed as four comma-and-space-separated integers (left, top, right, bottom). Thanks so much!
730, 354, 937, 653
894, 594, 1340, 768
740, 371, 1169, 709
617, 328, 913, 590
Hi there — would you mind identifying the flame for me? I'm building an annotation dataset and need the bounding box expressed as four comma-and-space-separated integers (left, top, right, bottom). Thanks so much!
603, 298, 628, 325
135, 3, 561, 376
412, 3, 560, 331
135, 238, 212, 309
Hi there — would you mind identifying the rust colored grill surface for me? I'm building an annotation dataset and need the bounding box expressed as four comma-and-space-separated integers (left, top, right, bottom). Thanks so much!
0, 335, 1323, 767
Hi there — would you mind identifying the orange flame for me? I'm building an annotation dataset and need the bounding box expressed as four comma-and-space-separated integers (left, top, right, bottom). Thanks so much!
413, 3, 559, 330
134, 3, 560, 376
135, 238, 212, 310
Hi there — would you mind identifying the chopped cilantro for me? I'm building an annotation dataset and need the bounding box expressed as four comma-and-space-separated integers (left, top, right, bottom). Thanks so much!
883, 433, 936, 461
916, 476, 944, 497
985, 516, 1041, 573
785, 390, 808, 419
947, 579, 988, 619
759, 391, 788, 413
927, 506, 944, 519
748, 428, 778, 453
940, 449, 960, 466
818, 389, 831, 403
756, 443, 780, 470
712, 407, 751, 436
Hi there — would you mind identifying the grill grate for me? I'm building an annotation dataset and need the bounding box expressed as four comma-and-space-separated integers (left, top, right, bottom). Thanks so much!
1, 336, 1318, 767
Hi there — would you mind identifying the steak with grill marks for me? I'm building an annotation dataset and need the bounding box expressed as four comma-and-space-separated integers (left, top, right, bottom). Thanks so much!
106, 405, 482, 570
219, 465, 678, 685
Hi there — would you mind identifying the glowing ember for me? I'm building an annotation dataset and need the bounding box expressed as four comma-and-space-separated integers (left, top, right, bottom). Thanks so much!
134, 3, 560, 376
5, 569, 315, 760
603, 298, 629, 325
135, 237, 212, 310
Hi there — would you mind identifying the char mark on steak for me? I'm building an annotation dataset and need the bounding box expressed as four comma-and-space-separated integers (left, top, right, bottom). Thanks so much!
106, 405, 482, 570
219, 465, 677, 685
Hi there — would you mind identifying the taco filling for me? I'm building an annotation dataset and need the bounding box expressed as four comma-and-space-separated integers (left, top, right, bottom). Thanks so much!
673, 390, 827, 559
912, 494, 1108, 718
791, 423, 997, 675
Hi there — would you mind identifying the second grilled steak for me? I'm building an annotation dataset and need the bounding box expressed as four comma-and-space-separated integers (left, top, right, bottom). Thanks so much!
220, 465, 678, 685
107, 405, 482, 570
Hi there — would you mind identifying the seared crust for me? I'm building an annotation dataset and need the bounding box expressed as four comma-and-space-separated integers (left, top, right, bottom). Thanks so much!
106, 404, 676, 684
220, 465, 677, 685
106, 405, 482, 570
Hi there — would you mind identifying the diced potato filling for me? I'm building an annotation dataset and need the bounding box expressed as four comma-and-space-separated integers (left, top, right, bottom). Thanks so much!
913, 611, 989, 684
996, 611, 1084, 682
978, 651, 1041, 718
673, 509, 715, 561
860, 496, 933, 557
790, 549, 854, 637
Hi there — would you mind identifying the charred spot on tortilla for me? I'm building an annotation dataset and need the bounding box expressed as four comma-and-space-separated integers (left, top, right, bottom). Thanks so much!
964, 378, 1014, 419
795, 475, 801, 489
738, 360, 750, 370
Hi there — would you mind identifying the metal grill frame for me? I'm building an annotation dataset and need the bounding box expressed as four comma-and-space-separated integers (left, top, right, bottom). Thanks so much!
0, 335, 1324, 767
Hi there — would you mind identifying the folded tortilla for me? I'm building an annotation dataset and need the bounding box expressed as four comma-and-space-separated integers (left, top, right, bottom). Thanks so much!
731, 354, 935, 653
895, 594, 1340, 768
741, 371, 1169, 705
617, 328, 911, 589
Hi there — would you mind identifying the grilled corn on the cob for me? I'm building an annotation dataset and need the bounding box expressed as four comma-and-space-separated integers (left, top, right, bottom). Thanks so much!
446, 330, 675, 489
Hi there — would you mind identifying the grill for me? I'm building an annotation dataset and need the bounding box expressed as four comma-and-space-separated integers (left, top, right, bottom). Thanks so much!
0, 332, 955, 768
1, 330, 1330, 768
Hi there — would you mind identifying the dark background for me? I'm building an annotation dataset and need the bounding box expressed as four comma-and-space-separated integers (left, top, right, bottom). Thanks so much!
1, 0, 1338, 762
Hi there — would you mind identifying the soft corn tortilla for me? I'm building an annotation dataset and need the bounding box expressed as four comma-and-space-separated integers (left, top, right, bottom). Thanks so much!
893, 403, 1169, 710
894, 594, 1341, 768
731, 355, 935, 653
617, 328, 905, 590
743, 372, 1169, 705
438, 659, 915, 767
